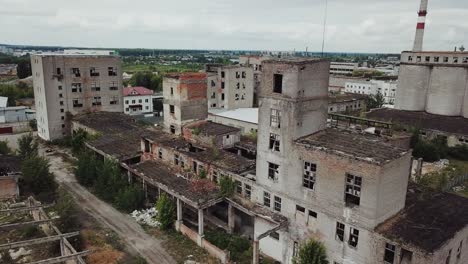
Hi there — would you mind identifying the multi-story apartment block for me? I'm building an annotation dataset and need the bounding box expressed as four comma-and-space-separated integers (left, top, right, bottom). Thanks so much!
123, 86, 154, 115
163, 72, 208, 135
345, 80, 398, 104
240, 55, 271, 106
31, 50, 123, 140
330, 62, 358, 75
205, 64, 254, 110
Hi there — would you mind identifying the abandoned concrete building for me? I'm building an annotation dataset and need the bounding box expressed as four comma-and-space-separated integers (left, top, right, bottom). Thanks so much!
163, 72, 208, 135
31, 50, 123, 141
73, 58, 468, 264
205, 64, 254, 110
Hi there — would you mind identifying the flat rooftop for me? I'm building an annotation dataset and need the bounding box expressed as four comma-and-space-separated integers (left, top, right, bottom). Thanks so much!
209, 108, 258, 124
329, 93, 368, 103
186, 121, 240, 136
376, 184, 468, 252
130, 160, 221, 207
33, 49, 117, 56
367, 108, 468, 136
262, 57, 327, 65
295, 128, 409, 165
164, 72, 206, 80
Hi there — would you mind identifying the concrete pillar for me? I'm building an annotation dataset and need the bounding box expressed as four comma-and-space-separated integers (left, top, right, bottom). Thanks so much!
197, 209, 204, 246
228, 203, 235, 234
415, 158, 423, 181
176, 198, 183, 231
127, 171, 132, 184
252, 240, 260, 264
60, 238, 65, 255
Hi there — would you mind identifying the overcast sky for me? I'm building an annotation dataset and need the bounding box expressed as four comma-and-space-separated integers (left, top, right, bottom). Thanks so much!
1, 0, 467, 53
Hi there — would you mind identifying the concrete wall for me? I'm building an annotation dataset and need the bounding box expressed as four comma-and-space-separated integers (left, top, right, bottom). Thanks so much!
31, 54, 123, 140
426, 67, 467, 116
395, 64, 430, 111
208, 114, 258, 135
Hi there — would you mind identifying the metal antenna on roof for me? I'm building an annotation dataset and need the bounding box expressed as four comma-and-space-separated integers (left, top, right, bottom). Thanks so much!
321, 0, 328, 58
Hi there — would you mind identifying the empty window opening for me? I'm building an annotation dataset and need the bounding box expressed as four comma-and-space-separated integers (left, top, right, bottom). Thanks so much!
400, 249, 413, 263
269, 133, 280, 152
336, 222, 345, 242
169, 105, 175, 114
170, 125, 176, 134
263, 191, 271, 207
158, 148, 163, 159
72, 68, 81, 77
221, 71, 225, 78
192, 161, 198, 173
296, 205, 305, 214
170, 87, 174, 95
144, 139, 151, 153
90, 67, 100, 77
444, 57, 449, 63
91, 82, 100, 92
174, 154, 180, 166
274, 196, 282, 212
270, 109, 281, 128
268, 162, 279, 181
303, 162, 317, 190
73, 99, 83, 108
348, 227, 359, 248
245, 184, 251, 199
345, 174, 362, 206
434, 57, 440, 63
110, 97, 119, 105
236, 72, 240, 78
92, 96, 102, 106
273, 74, 283, 93
384, 243, 396, 264
308, 210, 317, 219
425, 56, 430, 62
242, 71, 246, 78
221, 93, 225, 100
71, 83, 82, 93
108, 67, 117, 76
454, 57, 459, 63
221, 82, 225, 89
269, 231, 280, 241
235, 180, 243, 195
56, 68, 62, 75
211, 80, 216, 87
109, 81, 118, 90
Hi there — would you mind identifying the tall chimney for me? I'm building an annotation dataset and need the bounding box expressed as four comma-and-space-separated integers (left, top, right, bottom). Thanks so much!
413, 0, 428, 51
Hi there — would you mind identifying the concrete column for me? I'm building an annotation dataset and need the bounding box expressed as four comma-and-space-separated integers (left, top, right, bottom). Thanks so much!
127, 171, 132, 184
197, 209, 204, 246
252, 240, 260, 264
176, 198, 183, 231
415, 158, 423, 181
228, 203, 235, 234
60, 238, 65, 255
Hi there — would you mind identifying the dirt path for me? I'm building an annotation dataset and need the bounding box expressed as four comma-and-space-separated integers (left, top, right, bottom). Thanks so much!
43, 148, 176, 264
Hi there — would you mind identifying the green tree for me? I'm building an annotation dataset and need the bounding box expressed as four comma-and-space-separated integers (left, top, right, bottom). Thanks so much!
129, 72, 162, 91
293, 239, 329, 264
71, 129, 89, 154
74, 151, 98, 187
21, 156, 57, 199
219, 176, 235, 197
17, 133, 38, 159
366, 92, 385, 109
114, 185, 145, 213
0, 140, 11, 155
94, 159, 127, 202
155, 193, 176, 230
54, 189, 79, 232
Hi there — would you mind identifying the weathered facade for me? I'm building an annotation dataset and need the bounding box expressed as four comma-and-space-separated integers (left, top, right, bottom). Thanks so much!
163, 72, 208, 135
31, 50, 123, 140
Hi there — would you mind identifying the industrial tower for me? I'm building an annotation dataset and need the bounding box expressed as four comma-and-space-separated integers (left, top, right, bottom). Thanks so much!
413, 0, 429, 51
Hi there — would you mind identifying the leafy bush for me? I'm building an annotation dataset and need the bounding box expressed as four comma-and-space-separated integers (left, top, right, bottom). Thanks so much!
293, 239, 329, 264
75, 151, 98, 187
17, 133, 38, 159
114, 185, 145, 213
204, 230, 251, 262
448, 145, 468, 161
0, 140, 11, 155
53, 189, 79, 232
155, 193, 176, 230
20, 155, 57, 199
94, 159, 127, 202
219, 176, 235, 197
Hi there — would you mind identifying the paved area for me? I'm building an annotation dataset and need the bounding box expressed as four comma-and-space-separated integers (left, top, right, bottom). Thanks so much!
43, 147, 176, 264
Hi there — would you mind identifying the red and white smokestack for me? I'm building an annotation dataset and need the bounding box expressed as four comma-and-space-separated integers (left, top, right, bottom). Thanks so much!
413, 0, 429, 51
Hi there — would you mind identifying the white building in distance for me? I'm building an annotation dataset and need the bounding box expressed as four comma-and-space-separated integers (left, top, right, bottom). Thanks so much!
31, 50, 123, 140
345, 80, 398, 104
330, 62, 358, 75
123, 86, 154, 115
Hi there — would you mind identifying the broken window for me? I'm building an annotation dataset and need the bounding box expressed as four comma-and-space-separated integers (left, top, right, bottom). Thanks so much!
416, 56, 421, 62
144, 139, 151, 153
444, 57, 449, 63
174, 154, 180, 166
348, 227, 359, 248
211, 92, 216, 99
401, 249, 413, 263
425, 56, 430, 62
293, 241, 299, 258
274, 196, 281, 212
269, 232, 279, 240
408, 56, 413, 62
235, 180, 243, 195
336, 222, 345, 242
235, 94, 240, 101
212, 171, 219, 183
269, 133, 280, 152
345, 174, 362, 207
454, 57, 459, 63
221, 71, 225, 78
245, 182, 252, 198
241, 94, 245, 100
60, 108, 64, 113
110, 97, 119, 105
60, 101, 64, 106
90, 67, 100, 77
170, 125, 176, 134
170, 87, 174, 95
211, 80, 216, 87
158, 148, 163, 159
236, 72, 240, 78
236, 82, 240, 89
384, 243, 396, 264
108, 67, 117, 76
303, 162, 317, 190
221, 82, 225, 89
273, 74, 283, 93
72, 99, 83, 108
56, 67, 62, 75
71, 83, 82, 93
169, 105, 175, 114
72, 68, 81, 77
263, 191, 271, 207
270, 109, 281, 128
268, 162, 279, 181
296, 205, 305, 214
463, 57, 468, 63
434, 57, 440, 63
308, 210, 317, 219
192, 161, 198, 173
109, 81, 118, 90
221, 93, 225, 100
58, 85, 62, 90
92, 96, 102, 106
242, 71, 246, 78
91, 82, 100, 92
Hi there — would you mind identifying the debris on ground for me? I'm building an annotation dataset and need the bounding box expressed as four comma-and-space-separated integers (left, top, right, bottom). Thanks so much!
131, 208, 160, 227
